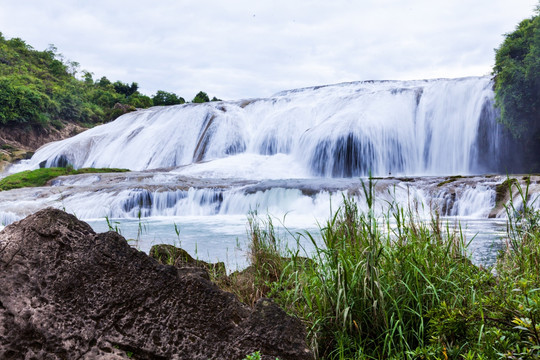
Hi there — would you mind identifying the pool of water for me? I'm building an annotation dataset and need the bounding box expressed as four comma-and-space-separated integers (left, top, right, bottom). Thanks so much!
86, 215, 508, 271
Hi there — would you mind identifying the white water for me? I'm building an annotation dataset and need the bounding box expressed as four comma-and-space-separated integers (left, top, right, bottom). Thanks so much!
1, 76, 522, 267
11, 76, 500, 177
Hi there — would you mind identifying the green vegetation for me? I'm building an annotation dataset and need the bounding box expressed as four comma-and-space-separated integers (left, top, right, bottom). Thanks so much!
495, 177, 518, 206
192, 91, 210, 103
0, 32, 222, 129
152, 90, 185, 106
192, 91, 222, 103
0, 167, 128, 191
238, 178, 540, 359
242, 351, 262, 360
0, 35, 152, 126
493, 4, 540, 170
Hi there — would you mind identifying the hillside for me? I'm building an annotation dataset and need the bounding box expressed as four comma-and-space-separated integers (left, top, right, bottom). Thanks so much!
0, 32, 155, 166
0, 35, 155, 128
0, 32, 225, 168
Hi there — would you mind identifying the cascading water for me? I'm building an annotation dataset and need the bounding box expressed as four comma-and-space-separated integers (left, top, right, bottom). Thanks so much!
1, 76, 522, 267
12, 76, 505, 177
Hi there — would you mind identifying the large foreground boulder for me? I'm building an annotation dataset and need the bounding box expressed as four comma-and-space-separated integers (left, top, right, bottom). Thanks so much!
0, 208, 312, 360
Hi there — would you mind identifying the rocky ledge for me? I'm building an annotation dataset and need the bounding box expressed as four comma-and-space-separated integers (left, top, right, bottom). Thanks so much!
0, 208, 312, 360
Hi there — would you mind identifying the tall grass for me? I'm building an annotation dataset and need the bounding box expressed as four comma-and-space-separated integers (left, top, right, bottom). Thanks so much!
218, 211, 292, 306
285, 181, 479, 359
243, 177, 540, 359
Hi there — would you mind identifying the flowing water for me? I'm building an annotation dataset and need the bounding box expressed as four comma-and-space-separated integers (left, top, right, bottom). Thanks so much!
1, 76, 530, 268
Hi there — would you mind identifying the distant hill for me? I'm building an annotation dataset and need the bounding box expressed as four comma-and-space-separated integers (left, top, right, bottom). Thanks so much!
0, 32, 154, 130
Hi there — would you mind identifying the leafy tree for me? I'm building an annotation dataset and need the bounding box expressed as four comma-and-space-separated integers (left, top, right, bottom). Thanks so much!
192, 91, 210, 103
113, 81, 138, 97
152, 90, 185, 106
0, 78, 55, 125
96, 76, 112, 88
0, 33, 230, 129
82, 71, 94, 85
128, 93, 153, 108
0, 34, 161, 127
493, 5, 540, 168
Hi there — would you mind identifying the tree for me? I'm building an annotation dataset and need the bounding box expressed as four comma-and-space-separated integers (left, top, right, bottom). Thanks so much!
152, 90, 185, 106
493, 5, 540, 169
192, 91, 210, 103
82, 71, 94, 85
128, 93, 153, 108
97, 76, 112, 88
0, 33, 156, 128
113, 81, 138, 97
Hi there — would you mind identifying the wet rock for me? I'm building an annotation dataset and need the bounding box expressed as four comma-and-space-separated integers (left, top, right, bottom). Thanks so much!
0, 208, 312, 360
488, 178, 520, 218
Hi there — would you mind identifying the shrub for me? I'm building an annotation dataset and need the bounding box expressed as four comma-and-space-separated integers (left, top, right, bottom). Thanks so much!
493, 6, 540, 170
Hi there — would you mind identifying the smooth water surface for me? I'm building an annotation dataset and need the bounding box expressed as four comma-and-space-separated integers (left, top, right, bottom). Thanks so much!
86, 215, 507, 271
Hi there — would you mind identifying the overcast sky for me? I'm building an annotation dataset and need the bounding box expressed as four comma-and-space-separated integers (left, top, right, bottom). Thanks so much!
0, 0, 538, 100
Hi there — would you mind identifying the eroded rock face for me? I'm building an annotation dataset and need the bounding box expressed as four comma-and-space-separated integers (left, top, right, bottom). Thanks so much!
0, 208, 312, 360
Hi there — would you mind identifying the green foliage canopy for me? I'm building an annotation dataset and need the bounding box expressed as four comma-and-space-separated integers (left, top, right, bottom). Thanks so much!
152, 90, 185, 106
0, 33, 153, 126
493, 6, 540, 144
0, 32, 221, 128
192, 91, 210, 103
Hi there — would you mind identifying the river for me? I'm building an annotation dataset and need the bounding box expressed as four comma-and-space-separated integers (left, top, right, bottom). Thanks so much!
1, 76, 532, 269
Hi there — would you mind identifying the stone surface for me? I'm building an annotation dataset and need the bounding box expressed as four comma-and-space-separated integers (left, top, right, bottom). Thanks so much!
0, 208, 312, 360
0, 122, 85, 152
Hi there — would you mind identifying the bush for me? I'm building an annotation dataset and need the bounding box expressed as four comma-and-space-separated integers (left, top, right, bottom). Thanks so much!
0, 78, 56, 125
0, 34, 159, 129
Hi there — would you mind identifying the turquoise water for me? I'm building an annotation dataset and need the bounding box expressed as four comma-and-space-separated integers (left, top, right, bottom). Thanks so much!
86, 215, 507, 271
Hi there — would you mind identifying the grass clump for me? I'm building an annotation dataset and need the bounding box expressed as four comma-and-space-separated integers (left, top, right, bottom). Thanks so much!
240, 178, 540, 359
0, 166, 128, 191
219, 212, 293, 306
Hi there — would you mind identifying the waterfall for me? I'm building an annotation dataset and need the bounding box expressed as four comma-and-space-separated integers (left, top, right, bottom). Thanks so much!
12, 76, 504, 178
1, 75, 525, 233
1, 171, 528, 225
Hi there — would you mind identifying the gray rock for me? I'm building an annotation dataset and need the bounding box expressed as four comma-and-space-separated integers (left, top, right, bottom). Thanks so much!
0, 208, 312, 360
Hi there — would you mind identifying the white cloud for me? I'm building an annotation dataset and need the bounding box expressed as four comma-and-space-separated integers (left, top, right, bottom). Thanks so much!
0, 0, 537, 99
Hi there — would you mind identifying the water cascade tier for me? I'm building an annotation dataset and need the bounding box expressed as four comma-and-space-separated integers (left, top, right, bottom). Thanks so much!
13, 76, 508, 177
0, 172, 536, 226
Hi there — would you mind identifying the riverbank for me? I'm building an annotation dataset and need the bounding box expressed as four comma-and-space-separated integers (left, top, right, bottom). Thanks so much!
221, 182, 540, 359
